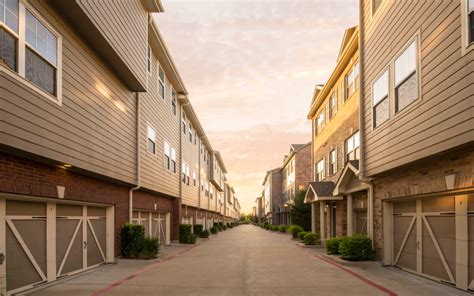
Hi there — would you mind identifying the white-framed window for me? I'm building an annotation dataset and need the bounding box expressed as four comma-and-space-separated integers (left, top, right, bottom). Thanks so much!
372, 70, 389, 128
171, 88, 177, 115
164, 141, 170, 169
316, 109, 325, 135
1, 0, 62, 103
158, 64, 165, 99
147, 125, 156, 154
329, 149, 337, 175
344, 62, 359, 101
193, 171, 196, 186
329, 91, 337, 119
345, 131, 360, 162
181, 109, 187, 134
189, 123, 193, 143
316, 159, 325, 182
394, 39, 418, 113
182, 162, 190, 185
147, 45, 152, 75
171, 147, 176, 173
462, 0, 474, 52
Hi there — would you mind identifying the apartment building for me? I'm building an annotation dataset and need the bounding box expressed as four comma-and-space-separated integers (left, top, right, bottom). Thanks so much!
255, 196, 264, 222
0, 0, 238, 293
262, 168, 281, 224
304, 27, 365, 241
358, 0, 473, 290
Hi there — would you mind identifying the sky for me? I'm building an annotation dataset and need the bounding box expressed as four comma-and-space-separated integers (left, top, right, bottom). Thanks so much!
154, 0, 358, 213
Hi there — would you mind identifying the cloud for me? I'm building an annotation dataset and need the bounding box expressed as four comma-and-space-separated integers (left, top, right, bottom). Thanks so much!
154, 0, 358, 212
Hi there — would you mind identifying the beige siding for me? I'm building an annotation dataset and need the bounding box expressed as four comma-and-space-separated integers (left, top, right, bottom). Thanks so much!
77, 0, 148, 89
199, 141, 211, 210
181, 111, 200, 207
361, 0, 474, 176
139, 48, 180, 197
0, 3, 136, 183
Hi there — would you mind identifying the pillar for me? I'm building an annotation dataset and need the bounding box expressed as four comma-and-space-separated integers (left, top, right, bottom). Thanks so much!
311, 203, 316, 233
319, 202, 325, 241
347, 194, 353, 237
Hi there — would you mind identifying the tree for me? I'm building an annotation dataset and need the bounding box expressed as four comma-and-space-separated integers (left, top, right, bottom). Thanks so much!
290, 190, 311, 231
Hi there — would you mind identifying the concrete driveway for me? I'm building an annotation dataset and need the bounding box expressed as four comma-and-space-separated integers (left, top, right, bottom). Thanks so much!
26, 225, 469, 296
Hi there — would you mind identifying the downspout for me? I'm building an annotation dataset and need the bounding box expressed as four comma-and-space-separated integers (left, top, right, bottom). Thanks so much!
179, 100, 190, 223
357, 2, 374, 241
129, 92, 141, 222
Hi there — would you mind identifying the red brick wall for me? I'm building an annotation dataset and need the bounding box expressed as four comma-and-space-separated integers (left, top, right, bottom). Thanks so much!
372, 148, 474, 260
0, 152, 129, 256
295, 144, 312, 191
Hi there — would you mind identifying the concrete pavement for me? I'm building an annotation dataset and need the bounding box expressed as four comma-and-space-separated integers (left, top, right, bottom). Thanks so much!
26, 225, 470, 296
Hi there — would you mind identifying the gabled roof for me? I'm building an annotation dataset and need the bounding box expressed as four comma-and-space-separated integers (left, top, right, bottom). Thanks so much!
333, 160, 368, 196
304, 182, 342, 203
262, 167, 281, 185
282, 142, 311, 168
337, 26, 357, 62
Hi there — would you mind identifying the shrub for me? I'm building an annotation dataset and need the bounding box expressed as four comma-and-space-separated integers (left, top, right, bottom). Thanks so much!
263, 222, 269, 229
193, 224, 203, 236
210, 226, 218, 234
179, 224, 196, 244
339, 235, 374, 261
271, 225, 279, 231
228, 224, 234, 229
324, 237, 347, 254
303, 233, 318, 245
222, 225, 227, 230
278, 225, 287, 232
289, 225, 304, 239
200, 229, 210, 238
120, 223, 146, 258
298, 231, 308, 241
120, 223, 159, 259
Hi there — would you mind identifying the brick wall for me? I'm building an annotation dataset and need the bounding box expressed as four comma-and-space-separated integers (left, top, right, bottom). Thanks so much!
0, 152, 129, 256
372, 148, 473, 259
295, 144, 312, 191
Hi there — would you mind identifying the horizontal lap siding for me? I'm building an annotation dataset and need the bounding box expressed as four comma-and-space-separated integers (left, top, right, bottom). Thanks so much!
181, 118, 200, 208
361, 0, 474, 177
77, 0, 148, 88
0, 4, 136, 183
140, 49, 180, 197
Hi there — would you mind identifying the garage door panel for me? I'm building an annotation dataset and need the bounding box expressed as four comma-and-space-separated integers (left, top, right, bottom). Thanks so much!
90, 219, 106, 255
88, 207, 106, 217
6, 200, 46, 216
13, 220, 47, 276
422, 221, 453, 281
57, 219, 83, 275
395, 220, 417, 271
422, 196, 455, 212
393, 200, 415, 214
424, 216, 456, 280
6, 225, 44, 291
469, 216, 474, 288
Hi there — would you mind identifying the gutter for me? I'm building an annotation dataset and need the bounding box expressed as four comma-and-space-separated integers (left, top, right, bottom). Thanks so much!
129, 92, 141, 222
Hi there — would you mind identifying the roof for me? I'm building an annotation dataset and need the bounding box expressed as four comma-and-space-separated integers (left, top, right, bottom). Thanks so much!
308, 26, 359, 119
304, 182, 343, 203
333, 160, 367, 196
282, 142, 311, 168
348, 160, 359, 170
214, 151, 228, 173
262, 167, 281, 185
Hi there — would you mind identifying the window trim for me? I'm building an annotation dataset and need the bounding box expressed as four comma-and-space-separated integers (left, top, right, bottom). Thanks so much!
328, 90, 338, 119
0, 1, 63, 105
147, 45, 152, 76
316, 158, 325, 182
316, 108, 325, 135
329, 149, 337, 175
461, 0, 474, 55
158, 63, 165, 99
393, 39, 418, 113
171, 87, 177, 115
146, 124, 157, 155
371, 68, 390, 130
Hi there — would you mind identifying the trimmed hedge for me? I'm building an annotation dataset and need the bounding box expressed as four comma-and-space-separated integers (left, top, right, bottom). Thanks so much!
298, 231, 309, 241
324, 237, 345, 254
200, 229, 210, 238
339, 235, 374, 261
120, 223, 159, 259
210, 226, 218, 234
289, 225, 304, 239
193, 224, 203, 236
179, 224, 196, 244
222, 225, 227, 231
303, 232, 318, 245
270, 225, 279, 231
278, 225, 288, 233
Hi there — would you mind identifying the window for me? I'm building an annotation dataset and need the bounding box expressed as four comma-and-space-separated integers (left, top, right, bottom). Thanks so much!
171, 148, 176, 173
147, 45, 151, 75
158, 64, 165, 99
171, 88, 177, 115
329, 91, 337, 119
1, 2, 61, 100
163, 142, 170, 169
329, 149, 337, 175
193, 172, 196, 186
316, 109, 325, 135
182, 110, 187, 134
372, 70, 389, 127
147, 125, 156, 154
395, 40, 417, 112
189, 123, 193, 143
182, 162, 190, 185
469, 0, 474, 43
345, 131, 360, 162
344, 62, 359, 101
372, 0, 384, 15
316, 159, 325, 182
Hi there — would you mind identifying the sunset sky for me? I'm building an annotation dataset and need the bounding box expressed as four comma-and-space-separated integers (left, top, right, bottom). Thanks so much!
154, 0, 358, 213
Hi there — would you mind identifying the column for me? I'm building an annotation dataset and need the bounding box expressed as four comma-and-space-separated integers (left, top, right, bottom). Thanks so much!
311, 203, 316, 233
347, 194, 353, 237
319, 202, 325, 241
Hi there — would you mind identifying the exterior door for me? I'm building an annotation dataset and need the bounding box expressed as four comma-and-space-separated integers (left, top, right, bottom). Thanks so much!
392, 195, 472, 290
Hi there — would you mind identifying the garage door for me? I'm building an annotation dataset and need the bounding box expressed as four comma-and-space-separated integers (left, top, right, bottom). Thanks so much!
392, 195, 473, 290
132, 210, 170, 246
2, 199, 113, 295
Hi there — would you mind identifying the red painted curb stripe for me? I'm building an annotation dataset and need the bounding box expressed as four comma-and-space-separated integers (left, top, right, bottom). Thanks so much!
296, 244, 397, 296
91, 244, 199, 296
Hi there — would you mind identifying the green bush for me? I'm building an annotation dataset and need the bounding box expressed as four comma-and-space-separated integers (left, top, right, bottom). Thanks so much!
339, 235, 374, 261
210, 226, 218, 234
298, 231, 308, 241
263, 222, 269, 229
179, 224, 196, 244
120, 223, 159, 259
222, 225, 227, 231
289, 225, 304, 238
278, 225, 288, 232
193, 224, 203, 236
228, 224, 234, 229
271, 225, 279, 231
324, 237, 349, 254
200, 229, 210, 238
303, 233, 318, 245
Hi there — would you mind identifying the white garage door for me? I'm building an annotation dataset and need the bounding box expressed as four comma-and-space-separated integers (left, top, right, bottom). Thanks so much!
392, 195, 473, 291
1, 199, 113, 295
132, 210, 170, 246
